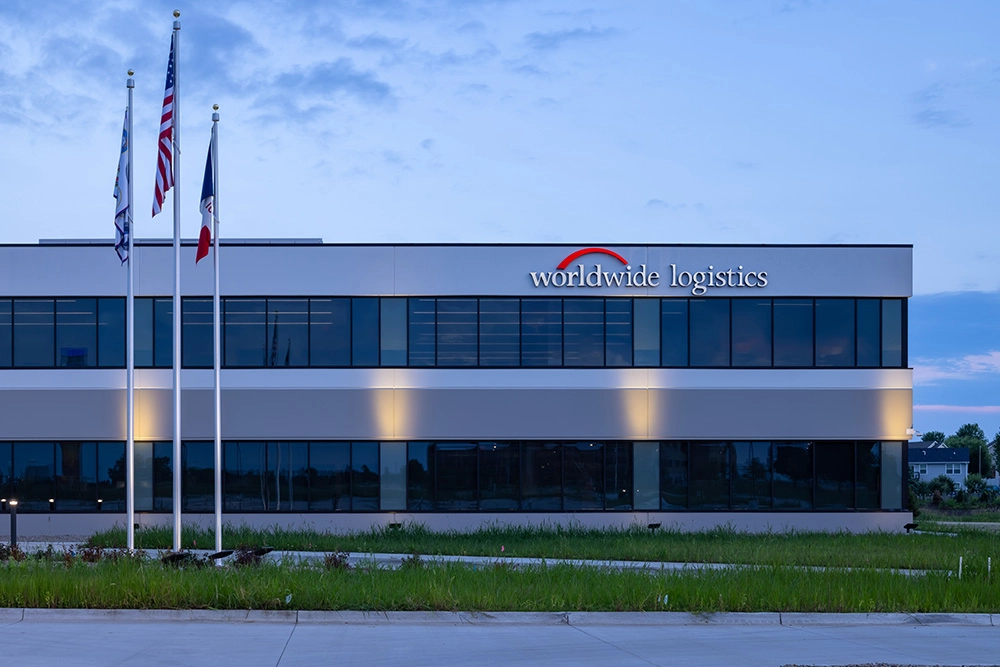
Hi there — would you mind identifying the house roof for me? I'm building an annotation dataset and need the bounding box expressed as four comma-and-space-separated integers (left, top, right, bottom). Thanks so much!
908, 446, 969, 463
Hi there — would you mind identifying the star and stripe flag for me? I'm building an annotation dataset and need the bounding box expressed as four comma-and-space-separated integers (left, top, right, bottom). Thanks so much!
152, 33, 175, 218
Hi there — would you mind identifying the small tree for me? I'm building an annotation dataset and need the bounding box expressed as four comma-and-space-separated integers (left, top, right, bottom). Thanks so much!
929, 474, 956, 495
965, 473, 987, 497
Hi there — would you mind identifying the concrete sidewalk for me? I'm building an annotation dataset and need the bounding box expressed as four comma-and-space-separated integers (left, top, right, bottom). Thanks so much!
2, 609, 999, 667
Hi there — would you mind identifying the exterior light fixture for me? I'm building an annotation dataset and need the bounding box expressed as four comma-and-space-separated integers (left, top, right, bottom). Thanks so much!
8, 499, 17, 548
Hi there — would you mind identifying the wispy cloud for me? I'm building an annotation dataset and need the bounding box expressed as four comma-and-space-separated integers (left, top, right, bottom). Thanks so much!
646, 199, 705, 212
346, 33, 408, 51
913, 350, 1000, 385
525, 26, 618, 51
913, 108, 969, 129
914, 404, 1000, 414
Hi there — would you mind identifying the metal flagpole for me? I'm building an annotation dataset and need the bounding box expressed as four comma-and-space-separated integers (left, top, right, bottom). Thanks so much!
171, 12, 183, 553
211, 106, 222, 553
126, 70, 136, 552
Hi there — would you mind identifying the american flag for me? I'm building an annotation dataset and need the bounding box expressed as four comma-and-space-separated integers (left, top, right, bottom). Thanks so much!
152, 33, 175, 216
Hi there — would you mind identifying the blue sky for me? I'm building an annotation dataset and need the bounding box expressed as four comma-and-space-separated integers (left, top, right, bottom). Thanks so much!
0, 1, 997, 438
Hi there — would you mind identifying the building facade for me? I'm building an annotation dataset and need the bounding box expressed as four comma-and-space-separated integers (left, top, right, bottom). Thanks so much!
0, 241, 912, 535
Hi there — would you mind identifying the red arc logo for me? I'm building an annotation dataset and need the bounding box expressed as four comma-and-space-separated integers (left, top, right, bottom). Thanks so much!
555, 247, 628, 270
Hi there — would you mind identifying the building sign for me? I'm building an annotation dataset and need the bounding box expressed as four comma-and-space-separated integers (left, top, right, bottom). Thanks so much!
529, 247, 768, 295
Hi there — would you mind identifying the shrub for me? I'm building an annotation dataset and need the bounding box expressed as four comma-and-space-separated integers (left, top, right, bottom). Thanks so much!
323, 550, 351, 571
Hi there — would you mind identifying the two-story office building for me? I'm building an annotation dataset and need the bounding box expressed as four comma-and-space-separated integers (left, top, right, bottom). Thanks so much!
0, 241, 912, 536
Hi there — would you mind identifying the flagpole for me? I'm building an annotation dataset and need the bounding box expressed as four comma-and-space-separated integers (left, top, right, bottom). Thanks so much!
211, 106, 222, 553
171, 12, 183, 553
126, 70, 136, 552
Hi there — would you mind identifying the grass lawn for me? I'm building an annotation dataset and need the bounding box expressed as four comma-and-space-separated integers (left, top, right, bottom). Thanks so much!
0, 524, 993, 613
86, 523, 1000, 571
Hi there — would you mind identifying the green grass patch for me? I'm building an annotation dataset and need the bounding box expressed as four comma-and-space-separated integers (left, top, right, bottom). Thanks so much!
84, 523, 1000, 571
1, 558, 998, 613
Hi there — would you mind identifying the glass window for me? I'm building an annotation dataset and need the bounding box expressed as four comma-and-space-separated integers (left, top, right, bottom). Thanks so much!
0, 300, 11, 367
479, 442, 519, 510
882, 299, 903, 368
267, 300, 309, 367
433, 442, 477, 510
436, 299, 477, 366
309, 298, 350, 366
308, 442, 350, 511
521, 299, 562, 367
857, 299, 880, 367
604, 442, 633, 509
661, 300, 688, 366
55, 441, 97, 511
773, 442, 813, 509
659, 441, 688, 509
12, 442, 54, 511
605, 300, 632, 367
689, 442, 730, 509
564, 299, 604, 366
815, 442, 854, 509
773, 299, 813, 367
352, 299, 379, 367
407, 442, 433, 510
479, 299, 519, 367
14, 299, 54, 367
97, 441, 126, 511
521, 442, 562, 510
815, 299, 854, 367
182, 441, 214, 512
224, 298, 265, 367
225, 441, 261, 511
134, 298, 154, 367
154, 298, 173, 367
98, 298, 125, 368
732, 442, 771, 509
689, 299, 730, 367
633, 298, 659, 367
0, 442, 11, 498
153, 441, 173, 511
380, 299, 407, 367
856, 442, 880, 509
266, 441, 309, 511
563, 441, 604, 510
408, 298, 436, 367
350, 441, 379, 510
731, 299, 771, 367
56, 298, 96, 368
183, 298, 213, 368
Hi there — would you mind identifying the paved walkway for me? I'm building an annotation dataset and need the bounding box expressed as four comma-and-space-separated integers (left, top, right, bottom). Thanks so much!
2, 610, 999, 666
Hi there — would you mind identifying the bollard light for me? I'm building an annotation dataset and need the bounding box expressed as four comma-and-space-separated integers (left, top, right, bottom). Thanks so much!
49, 498, 55, 511
8, 499, 17, 548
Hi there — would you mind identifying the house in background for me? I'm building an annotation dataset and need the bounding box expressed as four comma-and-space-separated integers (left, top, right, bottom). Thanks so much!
908, 445, 969, 488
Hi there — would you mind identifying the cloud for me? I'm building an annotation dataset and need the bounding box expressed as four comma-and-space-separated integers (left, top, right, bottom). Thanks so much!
913, 108, 969, 129
427, 44, 499, 68
914, 405, 1000, 414
420, 138, 434, 150
346, 33, 408, 51
457, 20, 485, 33
512, 64, 546, 77
525, 26, 618, 51
269, 58, 394, 106
646, 199, 705, 212
913, 351, 1000, 386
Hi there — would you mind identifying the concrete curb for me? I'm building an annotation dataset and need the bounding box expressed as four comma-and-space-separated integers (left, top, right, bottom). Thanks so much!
1, 608, 995, 627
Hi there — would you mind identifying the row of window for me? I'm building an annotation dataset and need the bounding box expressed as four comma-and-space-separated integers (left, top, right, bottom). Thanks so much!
0, 296, 906, 369
0, 440, 892, 512
910, 463, 962, 476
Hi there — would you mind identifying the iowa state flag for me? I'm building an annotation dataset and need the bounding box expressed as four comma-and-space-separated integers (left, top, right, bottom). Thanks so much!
196, 140, 214, 264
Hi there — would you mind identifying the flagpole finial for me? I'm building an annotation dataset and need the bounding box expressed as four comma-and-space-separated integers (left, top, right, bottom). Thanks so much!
128, 69, 134, 76
213, 104, 219, 111
173, 9, 180, 17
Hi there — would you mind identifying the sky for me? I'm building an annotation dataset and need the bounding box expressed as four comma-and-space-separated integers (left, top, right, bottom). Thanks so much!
0, 0, 998, 439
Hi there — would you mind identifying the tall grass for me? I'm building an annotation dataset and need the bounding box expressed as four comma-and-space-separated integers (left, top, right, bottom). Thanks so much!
1, 558, 998, 613
86, 523, 1000, 571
